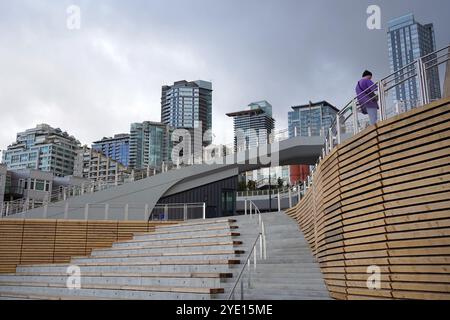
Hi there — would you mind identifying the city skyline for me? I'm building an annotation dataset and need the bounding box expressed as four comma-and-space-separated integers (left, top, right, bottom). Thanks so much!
1, 1, 450, 152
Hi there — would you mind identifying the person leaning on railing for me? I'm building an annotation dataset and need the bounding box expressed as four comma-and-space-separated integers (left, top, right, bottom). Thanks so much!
356, 70, 379, 125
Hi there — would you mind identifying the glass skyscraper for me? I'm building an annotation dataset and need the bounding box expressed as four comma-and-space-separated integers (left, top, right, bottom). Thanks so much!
161, 80, 212, 146
387, 14, 441, 107
227, 100, 275, 151
288, 101, 339, 138
92, 134, 130, 167
288, 101, 338, 185
129, 121, 173, 170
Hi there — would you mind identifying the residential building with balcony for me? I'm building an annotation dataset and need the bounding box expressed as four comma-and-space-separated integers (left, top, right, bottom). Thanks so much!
92, 134, 130, 167
1, 124, 81, 177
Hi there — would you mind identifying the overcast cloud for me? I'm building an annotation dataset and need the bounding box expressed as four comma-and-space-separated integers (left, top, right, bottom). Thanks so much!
1, 0, 449, 151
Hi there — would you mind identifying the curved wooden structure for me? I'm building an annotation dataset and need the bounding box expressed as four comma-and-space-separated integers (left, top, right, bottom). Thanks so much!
286, 97, 450, 300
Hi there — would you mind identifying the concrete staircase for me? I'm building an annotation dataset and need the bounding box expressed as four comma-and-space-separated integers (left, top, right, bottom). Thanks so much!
217, 213, 330, 300
0, 212, 330, 300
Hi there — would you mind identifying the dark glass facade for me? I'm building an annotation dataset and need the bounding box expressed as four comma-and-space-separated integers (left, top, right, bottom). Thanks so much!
387, 14, 441, 107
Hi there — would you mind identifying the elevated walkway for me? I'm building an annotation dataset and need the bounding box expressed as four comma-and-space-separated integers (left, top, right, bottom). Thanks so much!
8, 135, 324, 221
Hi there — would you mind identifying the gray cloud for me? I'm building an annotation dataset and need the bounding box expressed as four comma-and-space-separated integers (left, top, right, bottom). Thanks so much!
1, 0, 449, 151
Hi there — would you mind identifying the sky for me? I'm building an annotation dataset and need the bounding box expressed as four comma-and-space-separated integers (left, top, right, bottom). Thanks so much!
0, 0, 449, 152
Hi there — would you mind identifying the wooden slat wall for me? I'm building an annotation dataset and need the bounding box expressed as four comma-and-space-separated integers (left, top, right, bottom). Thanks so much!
0, 219, 177, 273
286, 97, 450, 300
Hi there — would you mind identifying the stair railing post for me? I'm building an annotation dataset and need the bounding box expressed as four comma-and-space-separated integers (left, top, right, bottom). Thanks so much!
259, 234, 263, 260
244, 199, 247, 216
84, 203, 89, 221
144, 204, 149, 221
288, 188, 292, 208
352, 100, 359, 134
183, 203, 188, 221
124, 204, 129, 221
262, 221, 267, 259
202, 203, 206, 220
336, 114, 341, 144
104, 203, 109, 221
64, 202, 69, 219
277, 191, 281, 213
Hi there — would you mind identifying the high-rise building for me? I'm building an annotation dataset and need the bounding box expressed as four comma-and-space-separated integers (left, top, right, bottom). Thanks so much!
129, 121, 172, 170
92, 134, 130, 167
387, 14, 441, 106
0, 164, 7, 202
74, 146, 130, 183
227, 101, 281, 186
1, 124, 81, 177
288, 101, 339, 138
161, 80, 212, 145
227, 100, 275, 151
288, 101, 339, 185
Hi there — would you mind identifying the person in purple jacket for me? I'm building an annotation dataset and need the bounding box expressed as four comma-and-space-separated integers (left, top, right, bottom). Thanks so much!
355, 70, 379, 125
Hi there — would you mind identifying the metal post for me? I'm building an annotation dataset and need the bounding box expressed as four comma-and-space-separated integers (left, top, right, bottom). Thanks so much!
328, 127, 333, 151
43, 204, 48, 219
336, 115, 342, 144
84, 203, 89, 220
81, 183, 85, 195
378, 79, 387, 121
288, 188, 292, 208
164, 204, 168, 221
259, 235, 263, 260
249, 202, 252, 218
244, 199, 247, 216
104, 203, 109, 220
277, 191, 281, 213
418, 59, 430, 106
64, 202, 69, 219
352, 101, 359, 134
183, 203, 188, 221
247, 259, 251, 288
395, 102, 400, 115
124, 204, 129, 221
202, 203, 206, 220
144, 204, 149, 221
5, 203, 9, 217
262, 221, 267, 259
240, 280, 244, 300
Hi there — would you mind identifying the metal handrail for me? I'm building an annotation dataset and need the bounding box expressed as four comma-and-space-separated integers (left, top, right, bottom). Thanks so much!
304, 43, 450, 197
227, 232, 262, 300
228, 203, 267, 300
